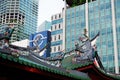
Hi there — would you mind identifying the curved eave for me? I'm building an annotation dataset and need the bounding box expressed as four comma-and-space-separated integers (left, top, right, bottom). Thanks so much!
76, 64, 120, 80
0, 57, 74, 80
0, 52, 119, 80
0, 53, 90, 80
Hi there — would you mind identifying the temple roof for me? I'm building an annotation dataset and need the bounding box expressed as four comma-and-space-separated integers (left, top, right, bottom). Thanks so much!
0, 52, 120, 80
0, 52, 91, 80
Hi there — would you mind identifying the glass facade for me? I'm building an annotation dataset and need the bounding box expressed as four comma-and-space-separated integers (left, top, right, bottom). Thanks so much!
0, 0, 39, 42
37, 21, 51, 32
19, 0, 38, 39
65, 0, 120, 73
115, 0, 120, 72
65, 4, 86, 52
88, 0, 115, 72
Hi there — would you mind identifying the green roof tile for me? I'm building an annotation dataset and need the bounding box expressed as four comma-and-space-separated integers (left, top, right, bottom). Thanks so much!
0, 52, 119, 80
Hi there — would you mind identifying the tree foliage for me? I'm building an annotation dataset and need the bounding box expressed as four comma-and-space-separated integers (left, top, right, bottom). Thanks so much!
66, 0, 92, 7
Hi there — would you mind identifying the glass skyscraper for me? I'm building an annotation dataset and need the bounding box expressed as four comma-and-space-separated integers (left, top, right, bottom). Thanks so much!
37, 21, 51, 32
65, 0, 120, 74
0, 0, 39, 42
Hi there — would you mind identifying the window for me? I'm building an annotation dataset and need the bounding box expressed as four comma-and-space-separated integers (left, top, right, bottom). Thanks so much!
55, 25, 56, 30
106, 3, 111, 9
59, 24, 61, 29
59, 14, 61, 18
51, 37, 52, 41
51, 16, 53, 20
58, 46, 60, 51
54, 36, 56, 41
55, 15, 57, 19
58, 35, 60, 40
51, 26, 52, 31
54, 47, 56, 52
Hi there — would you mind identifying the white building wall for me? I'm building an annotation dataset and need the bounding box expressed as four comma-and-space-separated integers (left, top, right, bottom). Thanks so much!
51, 12, 63, 55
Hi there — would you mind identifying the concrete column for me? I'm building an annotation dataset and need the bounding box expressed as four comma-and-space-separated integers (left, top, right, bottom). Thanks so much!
62, 0, 66, 52
85, 0, 89, 36
111, 0, 119, 74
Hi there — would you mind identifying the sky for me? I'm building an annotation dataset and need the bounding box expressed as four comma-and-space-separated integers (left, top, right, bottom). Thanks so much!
37, 0, 65, 27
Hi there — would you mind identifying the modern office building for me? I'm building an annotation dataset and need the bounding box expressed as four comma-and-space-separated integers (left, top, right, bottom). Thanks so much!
64, 0, 120, 74
51, 12, 64, 57
0, 0, 39, 42
37, 21, 51, 32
